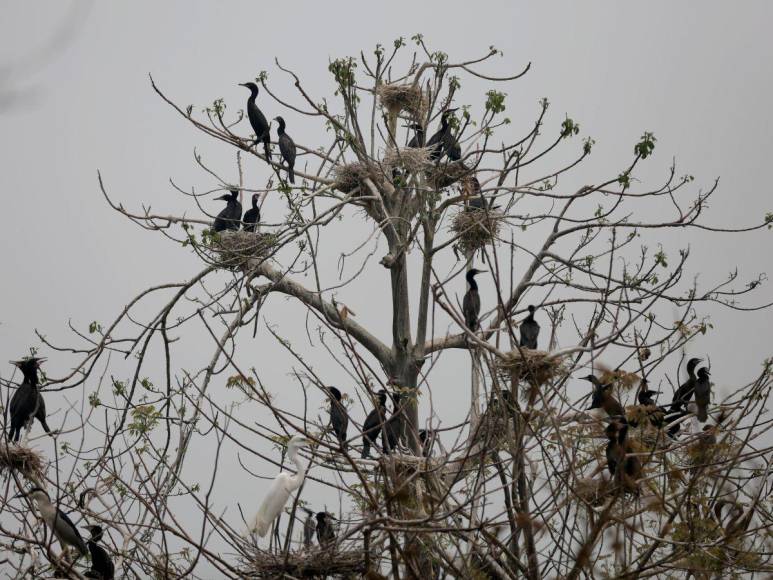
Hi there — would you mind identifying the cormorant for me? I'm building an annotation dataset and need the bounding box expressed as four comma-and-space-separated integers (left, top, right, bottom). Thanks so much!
407, 123, 425, 148
636, 378, 661, 406
693, 367, 711, 422
274, 116, 296, 184
581, 375, 625, 418
426, 109, 460, 161
14, 488, 87, 557
325, 386, 349, 451
671, 357, 702, 412
519, 305, 540, 350
361, 390, 387, 459
462, 268, 486, 331
315, 512, 336, 546
82, 525, 115, 580
605, 421, 626, 478
8, 357, 50, 443
239, 82, 271, 160
242, 193, 260, 232
251, 435, 312, 537
301, 507, 316, 548
213, 189, 242, 233
383, 391, 405, 454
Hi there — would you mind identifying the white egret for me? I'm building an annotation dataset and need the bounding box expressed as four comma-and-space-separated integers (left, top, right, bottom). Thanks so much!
251, 435, 312, 537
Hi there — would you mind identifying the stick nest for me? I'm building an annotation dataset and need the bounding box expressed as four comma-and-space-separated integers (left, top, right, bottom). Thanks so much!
451, 208, 504, 255
333, 161, 380, 194
427, 161, 471, 189
241, 546, 368, 578
383, 147, 433, 174
0, 442, 45, 482
498, 349, 568, 389
208, 231, 278, 270
376, 83, 427, 118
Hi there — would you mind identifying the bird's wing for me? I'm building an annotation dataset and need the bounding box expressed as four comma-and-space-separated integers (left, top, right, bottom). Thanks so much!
253, 475, 292, 537
8, 384, 26, 414
57, 509, 87, 553
279, 134, 296, 162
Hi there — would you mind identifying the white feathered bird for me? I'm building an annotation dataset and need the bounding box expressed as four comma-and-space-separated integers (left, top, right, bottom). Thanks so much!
251, 435, 312, 537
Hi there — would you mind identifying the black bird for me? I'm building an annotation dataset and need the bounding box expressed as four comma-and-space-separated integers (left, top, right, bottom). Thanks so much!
407, 123, 425, 148
383, 391, 405, 454
426, 109, 460, 161
213, 189, 242, 233
694, 367, 711, 422
325, 386, 349, 451
361, 390, 387, 459
462, 175, 499, 211
8, 357, 50, 443
242, 193, 261, 232
519, 305, 540, 350
462, 268, 486, 331
581, 375, 625, 418
82, 525, 115, 580
636, 378, 661, 406
671, 357, 702, 412
274, 116, 296, 184
301, 507, 316, 548
239, 82, 271, 160
605, 421, 627, 478
315, 512, 336, 546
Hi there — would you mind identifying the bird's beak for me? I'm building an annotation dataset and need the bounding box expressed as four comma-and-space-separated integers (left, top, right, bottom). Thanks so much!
447, 108, 459, 113
238, 83, 247, 87
477, 269, 488, 274
12, 492, 27, 500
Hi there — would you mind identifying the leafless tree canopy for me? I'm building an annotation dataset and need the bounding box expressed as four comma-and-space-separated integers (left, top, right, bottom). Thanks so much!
2, 38, 773, 579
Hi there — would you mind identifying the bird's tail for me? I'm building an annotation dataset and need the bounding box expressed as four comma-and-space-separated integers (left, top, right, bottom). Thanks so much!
288, 167, 295, 184
263, 138, 271, 161
252, 514, 270, 538
697, 406, 708, 423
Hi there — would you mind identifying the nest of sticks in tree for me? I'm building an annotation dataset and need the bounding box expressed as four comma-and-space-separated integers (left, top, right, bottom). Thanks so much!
383, 146, 433, 175
498, 349, 567, 392
0, 442, 45, 482
427, 160, 470, 189
241, 546, 369, 578
451, 207, 504, 255
376, 83, 427, 119
208, 230, 278, 270
333, 161, 381, 194
573, 477, 610, 507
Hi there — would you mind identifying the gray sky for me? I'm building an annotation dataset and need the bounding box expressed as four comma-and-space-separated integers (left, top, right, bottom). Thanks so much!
1, 1, 772, 574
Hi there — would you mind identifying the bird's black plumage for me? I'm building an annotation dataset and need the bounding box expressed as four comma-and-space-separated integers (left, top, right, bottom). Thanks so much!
407, 123, 425, 148
671, 357, 702, 412
239, 82, 271, 160
325, 386, 349, 451
274, 116, 296, 184
361, 390, 387, 459
519, 305, 540, 350
315, 512, 335, 546
8, 357, 50, 443
694, 367, 711, 422
83, 525, 115, 580
383, 391, 405, 454
242, 193, 261, 232
462, 268, 486, 331
301, 508, 316, 548
213, 190, 242, 233
426, 109, 459, 161
582, 375, 625, 418
636, 379, 660, 406
605, 421, 627, 478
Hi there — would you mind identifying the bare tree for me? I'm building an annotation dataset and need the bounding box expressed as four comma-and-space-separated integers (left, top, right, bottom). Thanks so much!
2, 37, 772, 579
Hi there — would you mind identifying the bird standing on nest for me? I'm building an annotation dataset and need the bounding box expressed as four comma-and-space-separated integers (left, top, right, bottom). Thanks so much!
82, 524, 115, 579
239, 81, 271, 160
8, 357, 51, 443
213, 189, 242, 233
315, 511, 336, 547
361, 390, 388, 459
250, 435, 312, 537
300, 507, 316, 548
325, 386, 349, 452
242, 193, 261, 232
462, 268, 486, 332
274, 116, 296, 184
427, 108, 460, 161
14, 488, 87, 558
581, 375, 625, 418
519, 305, 540, 350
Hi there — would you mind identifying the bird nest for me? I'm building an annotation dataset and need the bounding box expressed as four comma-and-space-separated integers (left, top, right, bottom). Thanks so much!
451, 208, 504, 255
427, 161, 470, 189
497, 350, 567, 389
208, 231, 278, 270
376, 83, 427, 119
0, 442, 45, 482
573, 477, 609, 507
383, 147, 433, 174
241, 547, 368, 578
333, 161, 381, 194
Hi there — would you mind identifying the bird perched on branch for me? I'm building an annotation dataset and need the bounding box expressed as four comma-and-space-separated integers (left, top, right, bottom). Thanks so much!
383, 391, 405, 453
636, 378, 660, 407
693, 367, 711, 422
462, 268, 486, 332
274, 116, 296, 184
361, 390, 388, 459
427, 108, 460, 161
8, 357, 51, 443
519, 305, 540, 350
407, 123, 425, 148
213, 189, 242, 233
82, 524, 115, 580
670, 357, 702, 412
604, 420, 641, 493
14, 488, 87, 557
242, 193, 261, 232
239, 82, 271, 160
581, 375, 625, 418
315, 511, 336, 547
325, 386, 349, 451
251, 435, 312, 537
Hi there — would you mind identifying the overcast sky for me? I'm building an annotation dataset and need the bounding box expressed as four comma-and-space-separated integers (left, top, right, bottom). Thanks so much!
1, 1, 772, 574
